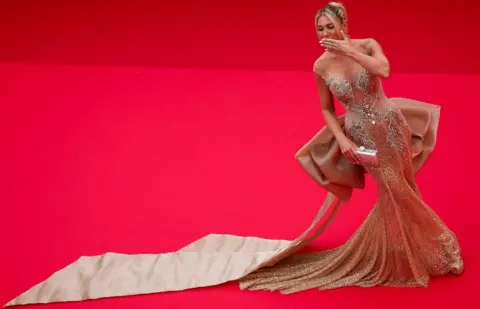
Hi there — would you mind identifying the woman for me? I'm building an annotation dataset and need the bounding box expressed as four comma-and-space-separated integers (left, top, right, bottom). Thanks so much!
238, 2, 464, 292
6, 2, 463, 306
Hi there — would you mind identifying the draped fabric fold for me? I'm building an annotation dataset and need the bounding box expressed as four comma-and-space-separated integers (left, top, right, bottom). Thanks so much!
294, 98, 440, 201
5, 98, 440, 307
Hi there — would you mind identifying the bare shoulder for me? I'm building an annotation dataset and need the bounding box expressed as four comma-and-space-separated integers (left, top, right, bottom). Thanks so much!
313, 53, 331, 76
360, 38, 383, 53
365, 38, 383, 47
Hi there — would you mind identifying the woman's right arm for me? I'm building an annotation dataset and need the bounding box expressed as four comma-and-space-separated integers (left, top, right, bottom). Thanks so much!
314, 72, 361, 164
314, 72, 345, 140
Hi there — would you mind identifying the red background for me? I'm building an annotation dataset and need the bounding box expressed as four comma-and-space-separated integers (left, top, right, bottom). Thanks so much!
0, 0, 478, 73
2, 1, 479, 309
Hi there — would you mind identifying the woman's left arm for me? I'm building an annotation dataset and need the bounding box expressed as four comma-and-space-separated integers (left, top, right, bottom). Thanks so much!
321, 33, 390, 78
348, 38, 390, 78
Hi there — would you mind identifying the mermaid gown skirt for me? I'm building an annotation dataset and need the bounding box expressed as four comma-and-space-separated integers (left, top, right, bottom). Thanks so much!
239, 100, 462, 293
5, 69, 463, 306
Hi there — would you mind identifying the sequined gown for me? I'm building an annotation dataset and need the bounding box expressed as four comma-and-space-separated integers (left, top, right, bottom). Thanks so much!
237, 59, 464, 292
5, 59, 464, 307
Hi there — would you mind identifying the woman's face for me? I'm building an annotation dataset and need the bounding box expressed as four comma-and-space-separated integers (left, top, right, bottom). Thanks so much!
316, 15, 341, 40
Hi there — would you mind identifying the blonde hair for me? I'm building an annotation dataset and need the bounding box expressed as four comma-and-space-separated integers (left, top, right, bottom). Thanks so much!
315, 2, 348, 31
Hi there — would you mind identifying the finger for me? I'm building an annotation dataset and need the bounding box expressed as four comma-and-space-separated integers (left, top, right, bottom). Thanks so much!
350, 146, 362, 164
349, 150, 361, 165
322, 40, 337, 46
346, 149, 361, 165
344, 150, 356, 164
321, 44, 334, 51
321, 41, 338, 50
321, 38, 338, 44
341, 30, 350, 41
353, 153, 363, 165
320, 43, 333, 51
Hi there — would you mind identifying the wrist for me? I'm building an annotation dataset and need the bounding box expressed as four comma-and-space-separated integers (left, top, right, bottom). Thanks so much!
346, 47, 359, 58
334, 132, 347, 141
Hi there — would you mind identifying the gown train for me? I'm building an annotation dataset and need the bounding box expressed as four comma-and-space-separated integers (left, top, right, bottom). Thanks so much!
5, 96, 463, 306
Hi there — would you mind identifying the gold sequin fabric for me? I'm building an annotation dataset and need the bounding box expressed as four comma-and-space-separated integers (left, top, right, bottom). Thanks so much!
238, 65, 464, 293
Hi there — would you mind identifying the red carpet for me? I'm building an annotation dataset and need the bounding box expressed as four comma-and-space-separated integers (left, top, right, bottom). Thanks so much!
1, 0, 479, 308
2, 63, 478, 309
